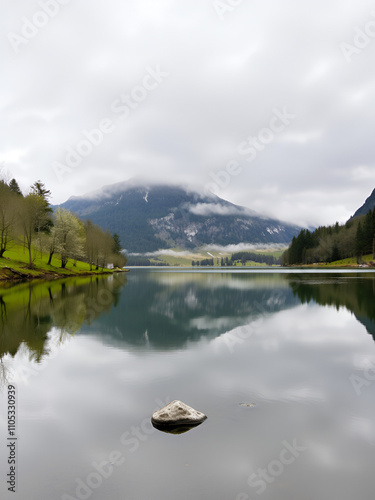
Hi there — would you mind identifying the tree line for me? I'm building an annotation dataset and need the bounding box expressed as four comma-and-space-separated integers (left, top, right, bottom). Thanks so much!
126, 256, 169, 266
192, 258, 215, 266
0, 177, 127, 269
191, 252, 278, 267
230, 251, 279, 266
282, 209, 375, 265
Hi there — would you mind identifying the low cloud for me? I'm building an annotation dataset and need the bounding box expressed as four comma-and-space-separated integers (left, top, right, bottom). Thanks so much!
187, 202, 255, 217
203, 243, 288, 253
128, 249, 192, 257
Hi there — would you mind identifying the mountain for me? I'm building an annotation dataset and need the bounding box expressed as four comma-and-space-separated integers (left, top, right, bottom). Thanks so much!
352, 188, 375, 217
57, 179, 302, 252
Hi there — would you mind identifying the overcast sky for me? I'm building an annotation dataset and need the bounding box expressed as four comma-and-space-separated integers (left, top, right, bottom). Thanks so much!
1, 0, 375, 227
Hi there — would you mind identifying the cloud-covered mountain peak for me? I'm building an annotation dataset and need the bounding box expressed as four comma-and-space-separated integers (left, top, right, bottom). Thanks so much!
59, 179, 301, 252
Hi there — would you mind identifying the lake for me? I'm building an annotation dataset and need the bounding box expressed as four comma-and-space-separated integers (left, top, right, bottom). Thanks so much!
1, 268, 375, 500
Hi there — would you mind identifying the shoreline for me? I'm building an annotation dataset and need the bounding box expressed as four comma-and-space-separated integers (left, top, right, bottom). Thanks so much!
0, 265, 129, 284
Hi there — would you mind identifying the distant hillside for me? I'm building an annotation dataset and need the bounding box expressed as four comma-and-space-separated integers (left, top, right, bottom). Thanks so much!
353, 188, 375, 217
57, 180, 302, 253
282, 186, 375, 265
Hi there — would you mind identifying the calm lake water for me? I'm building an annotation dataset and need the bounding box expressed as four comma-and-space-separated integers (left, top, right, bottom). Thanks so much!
1, 269, 375, 500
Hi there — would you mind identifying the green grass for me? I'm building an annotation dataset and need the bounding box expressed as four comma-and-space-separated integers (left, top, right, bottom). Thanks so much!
0, 242, 114, 281
263, 249, 285, 259
0, 273, 100, 304
323, 254, 374, 267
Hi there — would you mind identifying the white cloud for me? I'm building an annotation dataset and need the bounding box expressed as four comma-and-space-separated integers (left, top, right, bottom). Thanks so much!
187, 202, 252, 217
203, 243, 287, 253
129, 249, 192, 257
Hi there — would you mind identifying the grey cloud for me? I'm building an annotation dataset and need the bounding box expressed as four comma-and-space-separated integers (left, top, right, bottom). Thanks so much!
1, 0, 375, 227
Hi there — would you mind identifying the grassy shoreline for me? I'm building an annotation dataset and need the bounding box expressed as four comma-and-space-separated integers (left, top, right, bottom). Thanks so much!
0, 244, 128, 283
284, 254, 375, 269
3, 244, 372, 281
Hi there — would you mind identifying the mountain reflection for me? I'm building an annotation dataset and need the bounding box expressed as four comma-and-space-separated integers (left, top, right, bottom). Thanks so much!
78, 271, 300, 349
1, 271, 375, 373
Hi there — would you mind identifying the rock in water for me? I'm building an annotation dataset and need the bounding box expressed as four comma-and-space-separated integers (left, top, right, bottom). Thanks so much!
151, 400, 207, 433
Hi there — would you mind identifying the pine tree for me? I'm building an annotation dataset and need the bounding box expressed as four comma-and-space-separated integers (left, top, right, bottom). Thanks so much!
30, 180, 53, 234
363, 210, 374, 255
331, 242, 340, 262
112, 233, 122, 254
355, 222, 364, 258
8, 178, 23, 196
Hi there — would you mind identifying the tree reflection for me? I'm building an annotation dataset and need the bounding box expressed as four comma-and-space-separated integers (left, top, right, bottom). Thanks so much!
0, 273, 127, 385
78, 272, 300, 349
288, 274, 375, 340
84, 271, 375, 350
1, 271, 375, 385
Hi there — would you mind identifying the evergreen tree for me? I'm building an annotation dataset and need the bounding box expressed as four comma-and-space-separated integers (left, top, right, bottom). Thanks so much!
8, 178, 23, 196
363, 210, 374, 255
331, 242, 340, 262
29, 181, 53, 260
355, 222, 364, 258
112, 233, 122, 254
30, 180, 53, 234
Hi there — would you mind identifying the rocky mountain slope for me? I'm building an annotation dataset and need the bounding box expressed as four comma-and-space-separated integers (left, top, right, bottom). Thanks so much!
353, 188, 375, 218
58, 179, 302, 252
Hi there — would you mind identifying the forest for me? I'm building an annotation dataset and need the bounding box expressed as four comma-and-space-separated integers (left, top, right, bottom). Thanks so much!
282, 209, 375, 265
0, 177, 127, 270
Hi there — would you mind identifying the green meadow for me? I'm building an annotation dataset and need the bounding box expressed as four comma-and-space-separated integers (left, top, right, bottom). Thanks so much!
0, 243, 115, 282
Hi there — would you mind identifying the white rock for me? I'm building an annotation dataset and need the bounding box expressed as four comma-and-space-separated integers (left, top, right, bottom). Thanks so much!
151, 400, 207, 427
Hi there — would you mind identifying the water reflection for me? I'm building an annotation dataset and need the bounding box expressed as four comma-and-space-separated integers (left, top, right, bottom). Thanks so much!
79, 271, 300, 349
1, 270, 375, 374
151, 420, 205, 434
288, 274, 375, 340
79, 271, 375, 350
0, 273, 127, 384
1, 270, 375, 500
